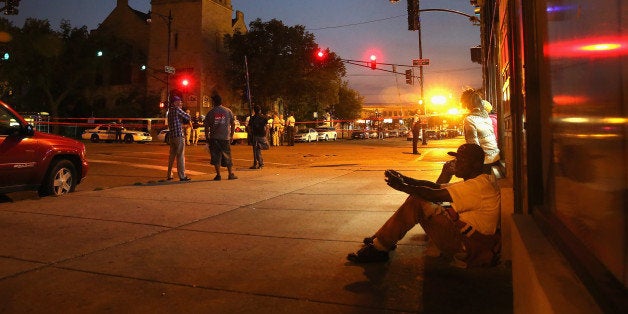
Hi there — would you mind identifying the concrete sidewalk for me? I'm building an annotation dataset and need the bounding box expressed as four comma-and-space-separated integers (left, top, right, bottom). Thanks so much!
0, 167, 512, 313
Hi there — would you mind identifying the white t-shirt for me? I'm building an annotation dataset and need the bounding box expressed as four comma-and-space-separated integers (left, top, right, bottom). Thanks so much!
445, 174, 500, 235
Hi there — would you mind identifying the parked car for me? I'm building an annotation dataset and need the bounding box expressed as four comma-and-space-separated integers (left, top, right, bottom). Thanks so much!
0, 100, 88, 196
406, 129, 423, 142
315, 126, 338, 141
159, 125, 247, 145
295, 128, 319, 142
351, 129, 369, 139
398, 125, 409, 137
232, 125, 248, 144
386, 129, 400, 138
82, 123, 152, 143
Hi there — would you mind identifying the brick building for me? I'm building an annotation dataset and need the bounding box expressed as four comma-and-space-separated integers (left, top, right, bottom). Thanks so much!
97, 0, 247, 117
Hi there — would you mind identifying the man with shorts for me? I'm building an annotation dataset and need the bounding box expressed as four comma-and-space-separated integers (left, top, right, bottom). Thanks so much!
204, 92, 238, 181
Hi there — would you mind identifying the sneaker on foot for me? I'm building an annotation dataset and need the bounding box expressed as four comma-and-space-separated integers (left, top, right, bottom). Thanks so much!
451, 252, 468, 269
228, 173, 238, 180
213, 175, 221, 181
347, 243, 389, 263
424, 240, 441, 257
362, 236, 397, 251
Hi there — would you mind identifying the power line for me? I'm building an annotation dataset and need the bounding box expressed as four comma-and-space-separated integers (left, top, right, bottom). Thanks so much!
306, 15, 405, 31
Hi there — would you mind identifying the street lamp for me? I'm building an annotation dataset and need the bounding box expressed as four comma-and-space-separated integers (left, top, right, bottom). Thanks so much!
391, 1, 480, 101
147, 9, 173, 104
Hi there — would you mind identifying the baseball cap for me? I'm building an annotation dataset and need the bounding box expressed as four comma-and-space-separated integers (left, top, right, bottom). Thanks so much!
447, 143, 485, 163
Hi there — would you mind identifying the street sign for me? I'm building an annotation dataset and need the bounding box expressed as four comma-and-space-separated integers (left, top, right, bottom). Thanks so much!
412, 59, 430, 66
164, 65, 175, 74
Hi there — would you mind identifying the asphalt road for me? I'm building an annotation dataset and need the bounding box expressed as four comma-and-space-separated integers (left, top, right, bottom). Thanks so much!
2, 136, 464, 203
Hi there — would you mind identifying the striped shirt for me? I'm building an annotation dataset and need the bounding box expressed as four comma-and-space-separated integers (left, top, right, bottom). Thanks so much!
167, 106, 191, 138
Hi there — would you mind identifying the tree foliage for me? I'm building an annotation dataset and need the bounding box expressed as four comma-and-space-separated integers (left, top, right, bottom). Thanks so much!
0, 17, 156, 118
224, 19, 362, 122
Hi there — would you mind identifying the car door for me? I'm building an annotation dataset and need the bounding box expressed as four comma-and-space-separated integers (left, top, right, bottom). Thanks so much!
0, 108, 38, 189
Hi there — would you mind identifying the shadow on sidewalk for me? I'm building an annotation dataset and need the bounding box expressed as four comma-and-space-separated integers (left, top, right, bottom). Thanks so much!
422, 257, 513, 314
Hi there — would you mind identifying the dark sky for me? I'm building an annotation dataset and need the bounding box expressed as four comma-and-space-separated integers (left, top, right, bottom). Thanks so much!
6, 0, 482, 104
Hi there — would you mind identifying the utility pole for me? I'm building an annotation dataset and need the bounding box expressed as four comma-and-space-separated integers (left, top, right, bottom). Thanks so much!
417, 0, 424, 102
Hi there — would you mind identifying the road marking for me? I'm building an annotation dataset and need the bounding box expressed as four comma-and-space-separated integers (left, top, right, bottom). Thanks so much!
414, 148, 434, 161
88, 159, 207, 175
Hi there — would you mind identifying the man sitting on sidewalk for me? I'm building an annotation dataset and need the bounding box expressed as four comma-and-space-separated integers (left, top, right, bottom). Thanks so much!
347, 143, 501, 268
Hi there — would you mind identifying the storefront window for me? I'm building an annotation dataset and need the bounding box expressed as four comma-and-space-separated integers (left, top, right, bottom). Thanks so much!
544, 0, 627, 286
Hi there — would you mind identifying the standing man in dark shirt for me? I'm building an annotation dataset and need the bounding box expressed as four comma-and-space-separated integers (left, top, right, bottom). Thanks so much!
166, 96, 191, 181
247, 105, 268, 169
412, 120, 422, 155
204, 92, 237, 181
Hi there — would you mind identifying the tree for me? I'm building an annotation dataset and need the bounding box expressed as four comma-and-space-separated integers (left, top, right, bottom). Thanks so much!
336, 82, 363, 121
0, 18, 99, 116
224, 19, 352, 122
0, 17, 155, 118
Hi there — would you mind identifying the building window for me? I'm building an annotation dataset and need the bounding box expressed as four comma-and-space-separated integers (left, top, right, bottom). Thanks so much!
539, 0, 626, 305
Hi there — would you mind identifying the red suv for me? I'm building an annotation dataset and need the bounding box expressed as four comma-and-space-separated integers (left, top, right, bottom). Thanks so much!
0, 100, 88, 196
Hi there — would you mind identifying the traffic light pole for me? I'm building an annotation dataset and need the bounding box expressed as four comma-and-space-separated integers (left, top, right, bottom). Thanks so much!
417, 0, 424, 107
148, 9, 173, 105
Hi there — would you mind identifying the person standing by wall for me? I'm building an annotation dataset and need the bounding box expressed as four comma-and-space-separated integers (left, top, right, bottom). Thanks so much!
247, 105, 269, 169
166, 96, 191, 181
204, 92, 237, 181
285, 113, 296, 146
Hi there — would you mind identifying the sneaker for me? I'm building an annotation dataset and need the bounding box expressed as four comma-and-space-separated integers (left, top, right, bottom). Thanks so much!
347, 243, 389, 263
451, 252, 468, 269
213, 175, 221, 181
180, 177, 191, 182
362, 236, 397, 251
424, 240, 441, 257
228, 173, 238, 180
249, 165, 258, 169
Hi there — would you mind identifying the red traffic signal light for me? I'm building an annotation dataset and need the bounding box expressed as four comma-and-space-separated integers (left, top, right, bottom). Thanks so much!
177, 76, 193, 91
369, 55, 377, 70
315, 48, 327, 61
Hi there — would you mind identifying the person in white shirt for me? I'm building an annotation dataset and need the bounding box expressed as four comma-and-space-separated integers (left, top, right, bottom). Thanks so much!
347, 143, 501, 268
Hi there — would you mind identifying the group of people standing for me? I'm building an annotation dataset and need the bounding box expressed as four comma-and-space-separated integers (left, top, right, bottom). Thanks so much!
166, 92, 237, 182
266, 112, 296, 147
166, 93, 299, 180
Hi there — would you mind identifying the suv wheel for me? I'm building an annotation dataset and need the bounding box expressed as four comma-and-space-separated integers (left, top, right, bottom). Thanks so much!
90, 134, 99, 143
39, 159, 77, 196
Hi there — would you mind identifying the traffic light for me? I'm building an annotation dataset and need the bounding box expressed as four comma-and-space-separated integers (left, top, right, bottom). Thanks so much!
470, 45, 482, 64
405, 69, 413, 85
369, 54, 377, 70
177, 75, 193, 91
315, 48, 327, 61
140, 64, 147, 71
96, 50, 103, 57
407, 0, 419, 31
1, 52, 9, 60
